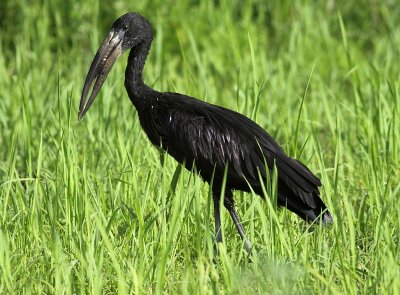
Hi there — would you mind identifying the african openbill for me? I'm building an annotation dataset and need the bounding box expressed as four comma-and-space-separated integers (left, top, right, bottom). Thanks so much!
79, 12, 332, 255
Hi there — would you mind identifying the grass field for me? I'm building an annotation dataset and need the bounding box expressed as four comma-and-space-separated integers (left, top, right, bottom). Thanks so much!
1, 0, 399, 294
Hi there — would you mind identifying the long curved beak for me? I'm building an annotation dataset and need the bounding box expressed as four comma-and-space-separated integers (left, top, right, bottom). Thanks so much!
78, 29, 123, 120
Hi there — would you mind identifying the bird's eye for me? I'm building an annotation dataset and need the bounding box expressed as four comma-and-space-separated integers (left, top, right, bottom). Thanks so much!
123, 24, 128, 31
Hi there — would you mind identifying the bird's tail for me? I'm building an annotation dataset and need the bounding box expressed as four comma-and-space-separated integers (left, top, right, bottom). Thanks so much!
300, 207, 333, 226
277, 188, 333, 226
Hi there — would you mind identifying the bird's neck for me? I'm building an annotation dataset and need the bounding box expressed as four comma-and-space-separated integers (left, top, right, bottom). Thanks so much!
125, 39, 154, 109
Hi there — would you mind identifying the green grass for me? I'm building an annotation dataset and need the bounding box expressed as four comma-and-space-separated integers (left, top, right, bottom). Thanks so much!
1, 0, 399, 294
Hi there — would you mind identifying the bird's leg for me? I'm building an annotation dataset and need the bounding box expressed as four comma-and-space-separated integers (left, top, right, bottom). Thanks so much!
213, 192, 223, 256
224, 196, 252, 255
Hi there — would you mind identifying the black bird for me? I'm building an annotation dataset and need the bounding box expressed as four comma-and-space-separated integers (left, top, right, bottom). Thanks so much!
79, 12, 332, 255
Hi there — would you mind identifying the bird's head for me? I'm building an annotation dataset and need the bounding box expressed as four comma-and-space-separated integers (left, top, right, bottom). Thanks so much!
78, 12, 152, 120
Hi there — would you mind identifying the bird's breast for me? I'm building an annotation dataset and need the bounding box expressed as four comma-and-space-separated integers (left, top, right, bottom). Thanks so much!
136, 106, 162, 146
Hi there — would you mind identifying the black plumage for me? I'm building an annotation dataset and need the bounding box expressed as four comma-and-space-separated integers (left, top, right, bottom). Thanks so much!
79, 12, 332, 255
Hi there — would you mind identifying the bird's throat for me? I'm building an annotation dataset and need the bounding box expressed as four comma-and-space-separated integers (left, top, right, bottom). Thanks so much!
124, 39, 155, 109
125, 41, 151, 90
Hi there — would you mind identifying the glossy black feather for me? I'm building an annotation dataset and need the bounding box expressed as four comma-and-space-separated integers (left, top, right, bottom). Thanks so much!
132, 89, 331, 222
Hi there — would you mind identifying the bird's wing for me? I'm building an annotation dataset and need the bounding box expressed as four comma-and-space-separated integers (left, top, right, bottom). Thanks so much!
160, 93, 321, 207
218, 104, 322, 204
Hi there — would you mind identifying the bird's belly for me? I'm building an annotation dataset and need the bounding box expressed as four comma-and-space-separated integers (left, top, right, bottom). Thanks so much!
165, 146, 253, 192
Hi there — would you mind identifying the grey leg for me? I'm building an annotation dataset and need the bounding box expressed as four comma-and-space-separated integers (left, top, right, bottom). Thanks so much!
213, 195, 223, 244
213, 193, 223, 258
224, 197, 252, 255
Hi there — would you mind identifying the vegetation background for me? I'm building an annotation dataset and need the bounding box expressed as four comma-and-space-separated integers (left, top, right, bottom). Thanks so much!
0, 0, 399, 293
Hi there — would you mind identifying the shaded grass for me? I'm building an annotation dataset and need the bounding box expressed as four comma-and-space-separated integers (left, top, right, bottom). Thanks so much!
0, 0, 399, 294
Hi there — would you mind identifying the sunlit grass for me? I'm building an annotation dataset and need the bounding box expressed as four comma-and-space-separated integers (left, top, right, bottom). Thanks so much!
0, 0, 399, 294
